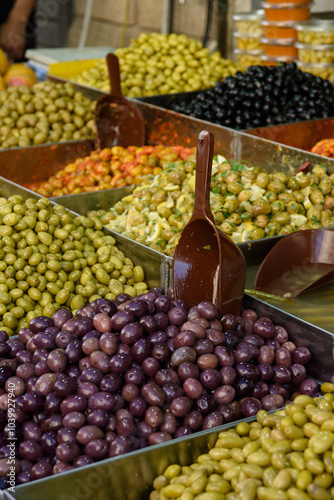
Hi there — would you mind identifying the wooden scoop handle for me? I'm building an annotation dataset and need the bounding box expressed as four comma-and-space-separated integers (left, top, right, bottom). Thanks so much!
193, 130, 215, 223
106, 53, 122, 97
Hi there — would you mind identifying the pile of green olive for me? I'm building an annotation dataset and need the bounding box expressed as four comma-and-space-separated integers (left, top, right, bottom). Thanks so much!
0, 195, 147, 336
0, 81, 96, 149
72, 33, 244, 98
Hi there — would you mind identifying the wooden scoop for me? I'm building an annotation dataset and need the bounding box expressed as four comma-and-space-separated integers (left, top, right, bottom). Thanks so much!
95, 53, 145, 149
173, 130, 246, 315
254, 228, 334, 297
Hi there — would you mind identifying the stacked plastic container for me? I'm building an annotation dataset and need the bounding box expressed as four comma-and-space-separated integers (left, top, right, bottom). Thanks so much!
233, 10, 264, 68
261, 1, 311, 66
296, 20, 334, 83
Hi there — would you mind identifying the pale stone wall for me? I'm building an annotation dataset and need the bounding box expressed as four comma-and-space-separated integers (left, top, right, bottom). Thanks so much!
67, 0, 333, 49
67, 0, 250, 49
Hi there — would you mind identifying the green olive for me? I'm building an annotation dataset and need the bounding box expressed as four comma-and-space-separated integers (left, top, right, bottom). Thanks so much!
267, 180, 285, 193
70, 294, 86, 311
272, 212, 291, 225
307, 206, 321, 222
254, 215, 269, 228
310, 189, 325, 205
256, 172, 270, 189
252, 200, 271, 216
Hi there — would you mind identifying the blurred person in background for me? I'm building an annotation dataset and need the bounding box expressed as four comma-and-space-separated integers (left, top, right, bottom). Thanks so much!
0, 0, 37, 61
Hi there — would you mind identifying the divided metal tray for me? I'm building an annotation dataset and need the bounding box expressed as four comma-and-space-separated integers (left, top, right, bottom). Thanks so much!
3, 293, 334, 500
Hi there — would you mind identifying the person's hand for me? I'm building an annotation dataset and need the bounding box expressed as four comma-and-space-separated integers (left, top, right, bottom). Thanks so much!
0, 18, 26, 61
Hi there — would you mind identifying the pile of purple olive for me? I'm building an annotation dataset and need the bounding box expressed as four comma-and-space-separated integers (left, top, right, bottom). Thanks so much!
0, 288, 318, 487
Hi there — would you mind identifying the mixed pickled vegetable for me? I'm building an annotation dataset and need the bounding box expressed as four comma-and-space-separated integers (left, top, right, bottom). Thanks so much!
89, 157, 334, 255
150, 385, 334, 500
29, 145, 195, 196
311, 138, 334, 159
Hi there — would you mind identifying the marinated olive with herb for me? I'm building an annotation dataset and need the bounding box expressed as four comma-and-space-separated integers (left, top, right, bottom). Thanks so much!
30, 145, 195, 196
89, 156, 334, 255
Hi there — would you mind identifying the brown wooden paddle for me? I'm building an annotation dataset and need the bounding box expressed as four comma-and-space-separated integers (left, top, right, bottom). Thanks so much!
95, 53, 145, 149
173, 130, 246, 315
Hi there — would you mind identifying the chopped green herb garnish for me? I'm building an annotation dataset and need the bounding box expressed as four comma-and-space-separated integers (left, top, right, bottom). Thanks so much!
232, 162, 245, 172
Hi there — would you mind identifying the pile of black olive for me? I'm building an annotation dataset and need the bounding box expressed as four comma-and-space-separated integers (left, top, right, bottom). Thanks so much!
172, 63, 334, 129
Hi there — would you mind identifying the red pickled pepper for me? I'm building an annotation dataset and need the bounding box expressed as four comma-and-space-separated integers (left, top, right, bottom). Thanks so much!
28, 145, 195, 197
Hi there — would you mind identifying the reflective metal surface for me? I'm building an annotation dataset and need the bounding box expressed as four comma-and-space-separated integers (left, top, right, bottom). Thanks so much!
245, 116, 334, 154
0, 140, 95, 187
51, 186, 133, 214
8, 417, 249, 500
0, 176, 40, 200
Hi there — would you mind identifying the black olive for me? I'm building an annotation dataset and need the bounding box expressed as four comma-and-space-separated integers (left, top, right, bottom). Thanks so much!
168, 63, 334, 129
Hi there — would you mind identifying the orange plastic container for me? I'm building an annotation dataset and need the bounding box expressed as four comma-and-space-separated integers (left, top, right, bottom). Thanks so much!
263, 39, 298, 57
263, 3, 311, 22
262, 20, 297, 39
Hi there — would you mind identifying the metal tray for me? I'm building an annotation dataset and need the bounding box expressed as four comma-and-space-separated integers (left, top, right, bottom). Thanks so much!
245, 116, 334, 154
4, 417, 255, 500
45, 76, 334, 169
4, 293, 334, 500
0, 88, 332, 267
0, 177, 40, 202
2, 97, 333, 186
0, 176, 168, 292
